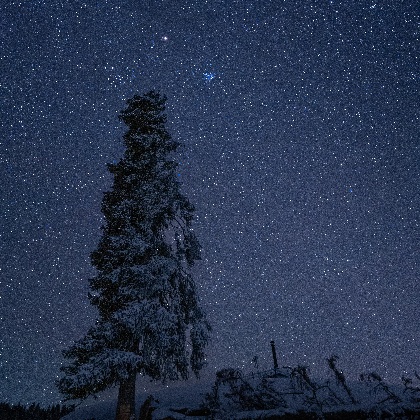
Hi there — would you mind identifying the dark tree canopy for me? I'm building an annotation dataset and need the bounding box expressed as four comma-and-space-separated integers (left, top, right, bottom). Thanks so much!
57, 91, 210, 420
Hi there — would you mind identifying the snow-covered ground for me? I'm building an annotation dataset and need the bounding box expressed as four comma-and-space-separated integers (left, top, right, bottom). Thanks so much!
63, 367, 420, 419
63, 376, 211, 420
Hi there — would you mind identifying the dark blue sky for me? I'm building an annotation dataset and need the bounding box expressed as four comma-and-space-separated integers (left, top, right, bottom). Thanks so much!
1, 0, 418, 405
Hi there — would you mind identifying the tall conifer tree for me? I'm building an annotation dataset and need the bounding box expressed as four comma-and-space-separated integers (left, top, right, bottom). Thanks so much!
58, 91, 210, 420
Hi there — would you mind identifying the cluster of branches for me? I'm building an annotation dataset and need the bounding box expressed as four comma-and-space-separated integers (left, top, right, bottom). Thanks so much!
203, 367, 288, 413
0, 402, 74, 420
202, 356, 420, 419
401, 371, 420, 404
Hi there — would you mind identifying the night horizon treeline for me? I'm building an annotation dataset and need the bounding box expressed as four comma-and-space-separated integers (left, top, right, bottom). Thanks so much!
0, 402, 74, 420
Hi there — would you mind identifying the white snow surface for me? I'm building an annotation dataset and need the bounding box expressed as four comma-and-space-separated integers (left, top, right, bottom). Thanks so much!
63, 367, 420, 419
63, 376, 210, 420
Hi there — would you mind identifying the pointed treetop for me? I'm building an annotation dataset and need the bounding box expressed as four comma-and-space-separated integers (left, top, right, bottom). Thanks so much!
119, 90, 167, 133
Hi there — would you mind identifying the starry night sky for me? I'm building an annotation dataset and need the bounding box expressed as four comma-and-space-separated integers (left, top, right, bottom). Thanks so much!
1, 0, 419, 405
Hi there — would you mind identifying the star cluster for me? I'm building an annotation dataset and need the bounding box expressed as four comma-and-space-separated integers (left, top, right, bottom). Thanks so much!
0, 0, 418, 405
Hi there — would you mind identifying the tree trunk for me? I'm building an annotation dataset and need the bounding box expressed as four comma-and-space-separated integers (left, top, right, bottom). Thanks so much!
115, 372, 137, 420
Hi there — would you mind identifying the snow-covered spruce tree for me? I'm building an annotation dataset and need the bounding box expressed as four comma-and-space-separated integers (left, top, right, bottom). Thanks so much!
57, 91, 210, 420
